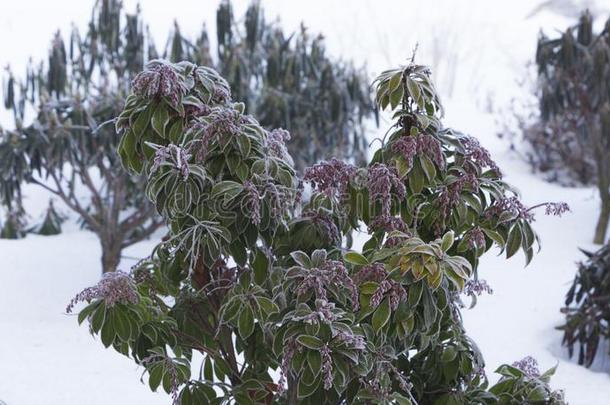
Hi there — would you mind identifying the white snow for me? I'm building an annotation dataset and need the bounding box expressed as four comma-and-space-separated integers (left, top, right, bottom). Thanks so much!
2, 0, 610, 404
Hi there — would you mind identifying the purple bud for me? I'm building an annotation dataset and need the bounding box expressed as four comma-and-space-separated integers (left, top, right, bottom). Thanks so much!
266, 128, 292, 160
461, 135, 500, 176
368, 215, 410, 246
544, 202, 570, 217
212, 85, 231, 104
392, 136, 418, 169
511, 356, 541, 378
486, 196, 534, 222
184, 103, 211, 118
392, 134, 444, 169
278, 338, 299, 394
190, 107, 244, 161
463, 279, 493, 296
293, 257, 359, 311
131, 62, 186, 109
368, 215, 408, 234
367, 163, 406, 217
466, 227, 486, 249
151, 144, 192, 180
353, 263, 387, 285
303, 158, 357, 198
417, 134, 444, 168
67, 271, 139, 313
142, 354, 182, 404
334, 330, 365, 350
242, 181, 261, 225
303, 210, 341, 245
370, 279, 407, 310
437, 173, 479, 227
320, 344, 334, 390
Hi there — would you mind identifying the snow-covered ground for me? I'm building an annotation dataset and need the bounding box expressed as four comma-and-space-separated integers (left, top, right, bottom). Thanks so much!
2, 0, 610, 403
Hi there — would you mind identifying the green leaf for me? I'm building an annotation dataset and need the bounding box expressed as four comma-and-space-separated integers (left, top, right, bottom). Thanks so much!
162, 369, 173, 394
301, 364, 317, 386
252, 248, 269, 285
203, 356, 214, 382
389, 85, 404, 110
151, 103, 170, 138
238, 305, 255, 340
362, 235, 381, 253
494, 364, 524, 378
391, 393, 413, 405
297, 375, 320, 399
528, 386, 548, 401
441, 346, 458, 363
180, 386, 192, 404
540, 364, 558, 382
482, 228, 505, 248
522, 220, 535, 251
442, 359, 459, 382
372, 298, 391, 333
441, 231, 455, 251
273, 327, 287, 357
236, 134, 251, 157
132, 105, 152, 137
360, 281, 379, 295
213, 357, 231, 381
344, 251, 369, 265
296, 335, 323, 350
90, 303, 106, 333
220, 298, 241, 323
290, 251, 311, 267
462, 193, 482, 214
408, 281, 424, 307
525, 247, 534, 266
148, 364, 163, 392
118, 130, 141, 173
310, 250, 327, 266
506, 224, 523, 259
420, 155, 437, 179
77, 302, 98, 325
409, 162, 425, 194
100, 317, 115, 347
168, 119, 183, 143
422, 286, 437, 328
120, 129, 137, 158
489, 378, 516, 395
255, 296, 279, 317
113, 309, 131, 341
307, 350, 322, 376
229, 240, 247, 267
236, 162, 249, 182
210, 180, 243, 203
388, 71, 402, 93
395, 156, 411, 178
406, 78, 421, 106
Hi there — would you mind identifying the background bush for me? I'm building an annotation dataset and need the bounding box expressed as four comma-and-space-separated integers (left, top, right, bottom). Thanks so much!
0, 0, 373, 272
513, 11, 610, 243
166, 0, 375, 171
559, 244, 610, 368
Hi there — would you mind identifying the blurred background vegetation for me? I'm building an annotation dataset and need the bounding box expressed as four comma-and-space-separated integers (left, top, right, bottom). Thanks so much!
0, 0, 374, 272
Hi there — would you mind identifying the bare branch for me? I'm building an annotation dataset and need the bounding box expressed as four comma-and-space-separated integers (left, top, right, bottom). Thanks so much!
121, 217, 164, 249
48, 172, 102, 232
119, 204, 158, 234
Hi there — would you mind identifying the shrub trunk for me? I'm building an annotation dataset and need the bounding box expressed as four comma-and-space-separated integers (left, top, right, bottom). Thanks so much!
101, 237, 122, 273
594, 196, 610, 244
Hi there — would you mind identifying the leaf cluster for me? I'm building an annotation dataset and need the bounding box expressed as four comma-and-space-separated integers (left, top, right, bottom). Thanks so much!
72, 59, 562, 404
515, 11, 610, 185
559, 244, 610, 367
